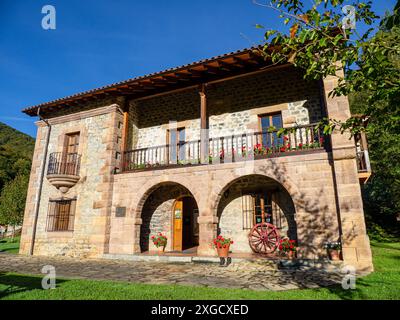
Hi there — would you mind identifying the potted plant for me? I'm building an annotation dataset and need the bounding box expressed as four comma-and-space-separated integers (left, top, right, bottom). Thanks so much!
324, 241, 342, 261
213, 235, 233, 258
279, 238, 297, 259
151, 233, 167, 253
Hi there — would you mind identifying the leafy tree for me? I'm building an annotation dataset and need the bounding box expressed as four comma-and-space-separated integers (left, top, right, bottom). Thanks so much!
254, 0, 400, 239
254, 0, 400, 136
0, 175, 28, 239
0, 122, 34, 191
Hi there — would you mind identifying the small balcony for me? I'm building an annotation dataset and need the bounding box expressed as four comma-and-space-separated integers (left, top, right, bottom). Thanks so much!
47, 152, 81, 193
122, 124, 327, 172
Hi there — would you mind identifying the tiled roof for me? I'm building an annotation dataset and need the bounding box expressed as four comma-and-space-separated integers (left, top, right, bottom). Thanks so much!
22, 46, 267, 116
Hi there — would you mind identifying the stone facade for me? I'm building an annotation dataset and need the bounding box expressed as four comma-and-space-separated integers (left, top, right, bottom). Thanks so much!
126, 67, 323, 150
20, 66, 373, 273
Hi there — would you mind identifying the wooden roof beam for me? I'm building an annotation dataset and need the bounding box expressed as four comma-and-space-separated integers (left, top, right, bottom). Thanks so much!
202, 65, 225, 75
232, 56, 257, 66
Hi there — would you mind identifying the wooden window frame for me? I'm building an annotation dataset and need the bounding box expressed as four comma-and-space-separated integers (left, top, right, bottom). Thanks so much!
258, 112, 283, 133
46, 198, 77, 232
64, 132, 81, 155
258, 113, 284, 147
166, 127, 186, 162
242, 192, 282, 230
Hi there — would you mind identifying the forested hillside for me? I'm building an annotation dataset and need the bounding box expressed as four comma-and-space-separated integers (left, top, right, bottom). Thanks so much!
0, 122, 34, 193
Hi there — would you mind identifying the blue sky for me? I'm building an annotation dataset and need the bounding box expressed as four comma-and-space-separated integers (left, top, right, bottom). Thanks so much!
0, 0, 396, 137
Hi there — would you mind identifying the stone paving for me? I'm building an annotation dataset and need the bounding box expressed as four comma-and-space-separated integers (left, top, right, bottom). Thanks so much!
0, 253, 344, 291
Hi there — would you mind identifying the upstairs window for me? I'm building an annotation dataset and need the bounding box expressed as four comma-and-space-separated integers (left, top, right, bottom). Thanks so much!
167, 127, 186, 161
259, 113, 283, 147
46, 198, 76, 232
65, 132, 80, 154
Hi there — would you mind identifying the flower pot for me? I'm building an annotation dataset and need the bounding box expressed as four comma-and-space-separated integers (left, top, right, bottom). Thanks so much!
158, 245, 166, 254
328, 249, 341, 261
287, 250, 296, 260
217, 244, 230, 258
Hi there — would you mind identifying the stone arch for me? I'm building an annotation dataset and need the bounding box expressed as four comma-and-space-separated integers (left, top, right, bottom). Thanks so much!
132, 177, 200, 220
135, 181, 200, 253
214, 174, 298, 254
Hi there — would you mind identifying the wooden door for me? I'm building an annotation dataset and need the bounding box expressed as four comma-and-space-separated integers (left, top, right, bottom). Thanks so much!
167, 128, 186, 163
64, 133, 80, 175
173, 199, 183, 251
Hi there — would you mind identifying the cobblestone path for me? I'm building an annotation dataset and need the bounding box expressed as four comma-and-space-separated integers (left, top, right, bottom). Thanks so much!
0, 253, 343, 291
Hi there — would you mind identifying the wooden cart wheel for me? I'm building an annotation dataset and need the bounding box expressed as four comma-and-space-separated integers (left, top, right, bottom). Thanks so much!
248, 223, 280, 254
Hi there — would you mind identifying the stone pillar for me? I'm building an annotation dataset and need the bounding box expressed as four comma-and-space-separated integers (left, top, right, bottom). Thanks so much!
199, 84, 209, 164
197, 215, 218, 256
323, 74, 373, 273
97, 99, 125, 255
132, 218, 143, 253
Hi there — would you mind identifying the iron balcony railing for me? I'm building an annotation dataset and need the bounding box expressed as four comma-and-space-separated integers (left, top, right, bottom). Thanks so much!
47, 152, 81, 176
122, 123, 327, 172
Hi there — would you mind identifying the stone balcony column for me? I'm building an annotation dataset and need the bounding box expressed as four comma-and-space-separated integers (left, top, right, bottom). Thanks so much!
322, 73, 373, 272
197, 215, 218, 256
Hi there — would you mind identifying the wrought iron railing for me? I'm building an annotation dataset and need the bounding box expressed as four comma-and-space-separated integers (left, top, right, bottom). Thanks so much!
122, 123, 326, 172
47, 152, 81, 176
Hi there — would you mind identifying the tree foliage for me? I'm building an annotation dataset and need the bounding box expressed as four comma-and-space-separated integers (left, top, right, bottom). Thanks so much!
0, 122, 34, 191
254, 0, 400, 136
0, 122, 34, 230
0, 174, 29, 228
255, 0, 400, 239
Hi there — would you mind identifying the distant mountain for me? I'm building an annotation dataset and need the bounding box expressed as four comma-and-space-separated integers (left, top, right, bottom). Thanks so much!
0, 122, 35, 191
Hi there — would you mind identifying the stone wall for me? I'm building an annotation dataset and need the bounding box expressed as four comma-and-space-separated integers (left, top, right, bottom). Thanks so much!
20, 102, 124, 258
217, 175, 293, 254
110, 152, 341, 258
20, 67, 373, 273
126, 67, 323, 150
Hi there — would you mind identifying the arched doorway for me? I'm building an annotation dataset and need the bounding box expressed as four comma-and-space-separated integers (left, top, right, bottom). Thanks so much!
139, 183, 199, 253
216, 174, 297, 254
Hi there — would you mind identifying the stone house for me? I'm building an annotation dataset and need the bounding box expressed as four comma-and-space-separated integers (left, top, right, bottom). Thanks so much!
19, 47, 373, 272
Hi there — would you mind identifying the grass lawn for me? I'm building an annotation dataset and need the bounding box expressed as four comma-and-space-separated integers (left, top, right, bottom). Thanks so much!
0, 237, 20, 254
0, 241, 399, 300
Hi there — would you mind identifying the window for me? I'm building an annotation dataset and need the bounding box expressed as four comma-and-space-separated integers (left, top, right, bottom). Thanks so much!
167, 127, 186, 161
46, 198, 76, 232
242, 192, 285, 230
259, 113, 283, 147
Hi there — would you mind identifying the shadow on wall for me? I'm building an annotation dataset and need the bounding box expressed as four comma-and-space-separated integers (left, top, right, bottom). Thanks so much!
255, 158, 354, 260
213, 154, 356, 259
216, 174, 298, 245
